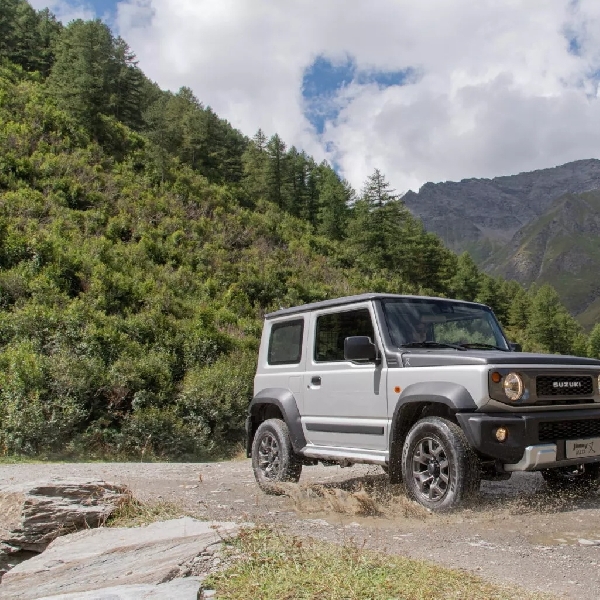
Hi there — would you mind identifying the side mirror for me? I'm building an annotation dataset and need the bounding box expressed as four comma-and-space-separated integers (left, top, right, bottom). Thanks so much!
344, 336, 378, 362
508, 342, 522, 352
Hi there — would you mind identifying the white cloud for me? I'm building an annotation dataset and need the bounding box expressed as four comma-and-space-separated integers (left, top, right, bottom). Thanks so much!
95, 1, 600, 190
29, 0, 95, 23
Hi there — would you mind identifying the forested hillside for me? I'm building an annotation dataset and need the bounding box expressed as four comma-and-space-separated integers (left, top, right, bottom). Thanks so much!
1, 1, 599, 459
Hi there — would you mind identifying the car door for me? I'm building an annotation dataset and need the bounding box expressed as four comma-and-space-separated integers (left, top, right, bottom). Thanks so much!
302, 304, 388, 451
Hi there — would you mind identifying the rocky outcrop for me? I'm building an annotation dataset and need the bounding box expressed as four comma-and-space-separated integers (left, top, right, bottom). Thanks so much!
484, 190, 600, 322
1, 517, 240, 600
403, 158, 600, 256
0, 480, 129, 578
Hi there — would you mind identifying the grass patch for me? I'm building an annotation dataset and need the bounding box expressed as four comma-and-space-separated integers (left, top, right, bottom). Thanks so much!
105, 495, 195, 528
205, 527, 550, 600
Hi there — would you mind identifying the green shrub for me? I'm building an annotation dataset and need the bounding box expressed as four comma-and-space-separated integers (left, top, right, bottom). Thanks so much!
178, 351, 255, 447
0, 341, 85, 454
119, 406, 201, 459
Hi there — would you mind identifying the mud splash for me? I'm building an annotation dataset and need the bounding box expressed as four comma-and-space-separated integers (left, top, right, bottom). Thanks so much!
270, 470, 600, 529
273, 473, 430, 520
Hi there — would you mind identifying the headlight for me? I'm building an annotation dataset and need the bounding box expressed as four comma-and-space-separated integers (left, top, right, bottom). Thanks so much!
503, 372, 524, 401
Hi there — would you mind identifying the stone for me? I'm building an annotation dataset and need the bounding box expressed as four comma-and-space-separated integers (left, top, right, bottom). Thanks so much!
34, 576, 205, 599
1, 518, 240, 600
0, 480, 129, 578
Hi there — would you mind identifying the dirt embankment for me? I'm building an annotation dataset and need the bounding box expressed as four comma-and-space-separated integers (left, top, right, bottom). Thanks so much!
2, 461, 600, 599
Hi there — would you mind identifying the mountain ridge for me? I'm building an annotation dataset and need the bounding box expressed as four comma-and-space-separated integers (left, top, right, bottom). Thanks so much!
485, 190, 600, 326
403, 158, 600, 263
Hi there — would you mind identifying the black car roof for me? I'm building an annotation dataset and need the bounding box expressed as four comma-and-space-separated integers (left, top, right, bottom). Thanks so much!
265, 293, 487, 319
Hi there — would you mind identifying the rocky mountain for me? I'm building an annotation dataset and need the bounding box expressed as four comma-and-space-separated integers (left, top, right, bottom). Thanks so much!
484, 190, 600, 327
403, 159, 600, 325
402, 159, 600, 263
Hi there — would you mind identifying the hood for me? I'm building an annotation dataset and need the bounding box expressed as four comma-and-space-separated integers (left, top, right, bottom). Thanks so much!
400, 350, 600, 368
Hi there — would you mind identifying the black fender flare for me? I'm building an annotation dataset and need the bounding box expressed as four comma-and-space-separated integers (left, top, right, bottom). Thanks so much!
246, 388, 306, 456
388, 382, 477, 480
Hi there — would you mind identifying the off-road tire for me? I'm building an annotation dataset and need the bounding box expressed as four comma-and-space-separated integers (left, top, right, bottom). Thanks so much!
541, 463, 600, 490
402, 417, 480, 511
251, 418, 302, 494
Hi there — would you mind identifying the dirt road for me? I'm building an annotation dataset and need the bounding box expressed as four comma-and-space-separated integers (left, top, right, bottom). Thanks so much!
2, 460, 600, 598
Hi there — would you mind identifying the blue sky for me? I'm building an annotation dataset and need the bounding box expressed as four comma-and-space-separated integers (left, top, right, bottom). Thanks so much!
89, 0, 116, 14
27, 0, 600, 194
302, 56, 412, 135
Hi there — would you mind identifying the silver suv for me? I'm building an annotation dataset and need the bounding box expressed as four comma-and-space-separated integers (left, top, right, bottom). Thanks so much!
247, 293, 600, 510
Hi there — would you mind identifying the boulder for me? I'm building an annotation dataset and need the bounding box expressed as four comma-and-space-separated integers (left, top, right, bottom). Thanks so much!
0, 479, 129, 578
1, 518, 240, 600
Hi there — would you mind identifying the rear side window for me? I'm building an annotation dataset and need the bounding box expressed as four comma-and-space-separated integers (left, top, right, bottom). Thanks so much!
268, 319, 304, 365
315, 309, 374, 362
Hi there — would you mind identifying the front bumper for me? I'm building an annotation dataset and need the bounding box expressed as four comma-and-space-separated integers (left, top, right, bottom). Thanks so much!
457, 408, 600, 469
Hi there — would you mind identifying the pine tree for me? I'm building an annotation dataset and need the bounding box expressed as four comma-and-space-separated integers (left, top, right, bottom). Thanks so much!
588, 324, 600, 358
242, 129, 269, 204
265, 134, 288, 209
507, 284, 531, 330
109, 37, 145, 130
35, 8, 62, 76
450, 252, 481, 301
48, 19, 115, 138
10, 0, 40, 71
0, 0, 22, 64
285, 147, 308, 219
362, 168, 399, 207
316, 167, 352, 240
0, 0, 61, 74
526, 285, 581, 354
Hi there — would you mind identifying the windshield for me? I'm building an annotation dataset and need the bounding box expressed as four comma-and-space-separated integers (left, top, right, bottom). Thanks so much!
381, 298, 508, 351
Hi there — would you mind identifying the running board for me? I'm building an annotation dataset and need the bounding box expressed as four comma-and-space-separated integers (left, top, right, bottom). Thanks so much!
301, 446, 388, 465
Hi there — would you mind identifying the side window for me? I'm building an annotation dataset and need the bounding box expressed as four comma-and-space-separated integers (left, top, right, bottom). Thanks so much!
268, 319, 304, 365
315, 309, 375, 362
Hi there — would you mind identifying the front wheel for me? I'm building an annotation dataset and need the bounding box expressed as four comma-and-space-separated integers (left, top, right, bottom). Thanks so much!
251, 418, 302, 493
541, 463, 600, 490
402, 417, 480, 511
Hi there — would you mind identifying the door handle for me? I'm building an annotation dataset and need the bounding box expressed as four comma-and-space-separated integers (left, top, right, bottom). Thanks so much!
311, 376, 321, 386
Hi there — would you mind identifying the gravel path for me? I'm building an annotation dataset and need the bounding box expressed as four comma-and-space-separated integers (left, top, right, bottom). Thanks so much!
2, 460, 600, 598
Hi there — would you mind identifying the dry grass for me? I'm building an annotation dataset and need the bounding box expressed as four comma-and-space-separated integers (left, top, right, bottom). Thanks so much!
105, 495, 196, 528
204, 526, 552, 600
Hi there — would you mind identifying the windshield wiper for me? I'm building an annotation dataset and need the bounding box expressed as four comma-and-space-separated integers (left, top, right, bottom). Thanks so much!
400, 341, 467, 351
459, 342, 508, 351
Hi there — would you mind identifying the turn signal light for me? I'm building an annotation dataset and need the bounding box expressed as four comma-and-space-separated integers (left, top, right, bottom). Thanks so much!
491, 371, 502, 383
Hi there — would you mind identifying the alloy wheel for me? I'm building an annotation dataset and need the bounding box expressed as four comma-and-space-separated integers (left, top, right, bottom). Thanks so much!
257, 432, 281, 480
411, 436, 450, 502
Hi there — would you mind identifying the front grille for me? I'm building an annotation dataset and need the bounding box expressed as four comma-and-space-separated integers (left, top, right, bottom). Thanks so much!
539, 419, 600, 442
536, 375, 594, 397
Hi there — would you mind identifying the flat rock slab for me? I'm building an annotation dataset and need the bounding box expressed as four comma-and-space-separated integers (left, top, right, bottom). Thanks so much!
35, 577, 205, 600
1, 518, 240, 600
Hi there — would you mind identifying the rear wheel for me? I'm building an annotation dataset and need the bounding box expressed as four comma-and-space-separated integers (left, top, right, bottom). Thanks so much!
541, 463, 600, 490
402, 417, 480, 511
251, 418, 302, 493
